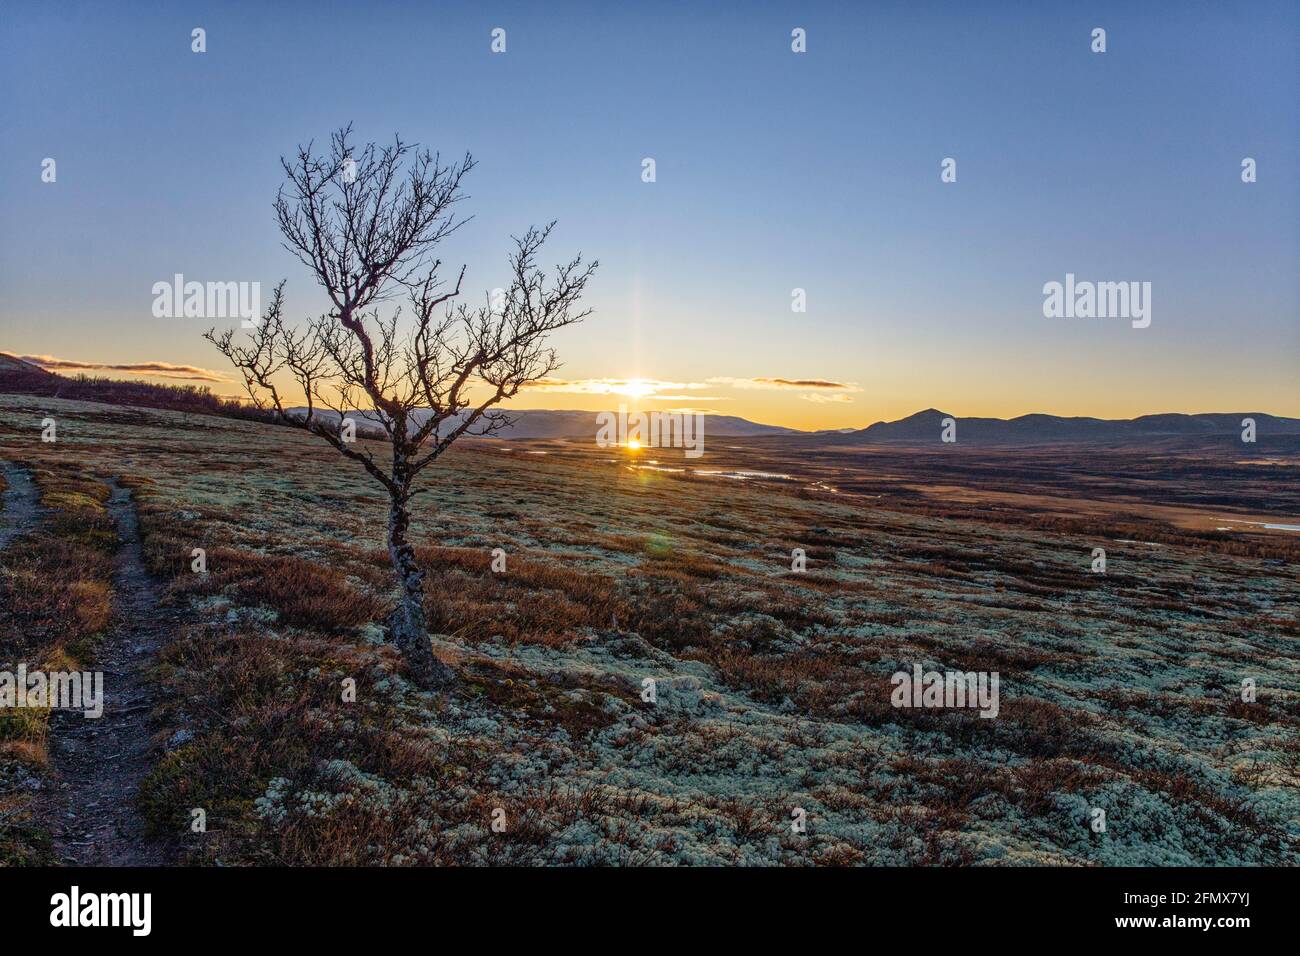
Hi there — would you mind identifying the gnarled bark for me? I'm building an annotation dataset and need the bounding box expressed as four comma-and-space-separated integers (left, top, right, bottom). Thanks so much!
386, 490, 455, 690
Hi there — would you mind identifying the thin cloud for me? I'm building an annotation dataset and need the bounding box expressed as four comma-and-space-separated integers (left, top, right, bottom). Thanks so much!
19, 354, 232, 383
708, 376, 862, 393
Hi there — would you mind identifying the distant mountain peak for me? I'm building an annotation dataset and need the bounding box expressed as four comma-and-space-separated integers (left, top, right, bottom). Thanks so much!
846, 409, 1300, 443
0, 353, 53, 376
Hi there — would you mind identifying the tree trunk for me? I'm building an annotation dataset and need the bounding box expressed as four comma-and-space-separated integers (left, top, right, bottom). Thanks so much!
386, 490, 455, 690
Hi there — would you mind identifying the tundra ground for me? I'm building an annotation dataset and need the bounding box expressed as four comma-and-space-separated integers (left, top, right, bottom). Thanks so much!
1, 393, 1296, 865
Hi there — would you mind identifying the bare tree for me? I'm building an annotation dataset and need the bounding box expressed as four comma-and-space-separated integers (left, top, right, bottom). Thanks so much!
206, 126, 597, 689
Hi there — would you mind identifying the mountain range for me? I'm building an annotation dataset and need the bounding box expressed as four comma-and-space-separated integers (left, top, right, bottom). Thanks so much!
837, 408, 1300, 444
4, 353, 1297, 444
285, 405, 1300, 444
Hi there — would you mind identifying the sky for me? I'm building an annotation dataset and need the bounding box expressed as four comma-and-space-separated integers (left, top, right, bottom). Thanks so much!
1, 0, 1296, 429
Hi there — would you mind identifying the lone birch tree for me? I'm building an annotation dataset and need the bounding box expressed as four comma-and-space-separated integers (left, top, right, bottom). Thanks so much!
206, 126, 597, 689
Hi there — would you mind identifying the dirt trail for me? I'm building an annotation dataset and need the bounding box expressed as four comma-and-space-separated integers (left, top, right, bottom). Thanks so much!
0, 459, 42, 549
45, 480, 176, 865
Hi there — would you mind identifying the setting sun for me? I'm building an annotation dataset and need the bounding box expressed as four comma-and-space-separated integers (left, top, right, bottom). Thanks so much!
626, 438, 642, 451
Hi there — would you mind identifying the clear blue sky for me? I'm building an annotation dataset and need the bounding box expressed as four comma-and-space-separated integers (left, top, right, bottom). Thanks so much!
1, 0, 1296, 426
